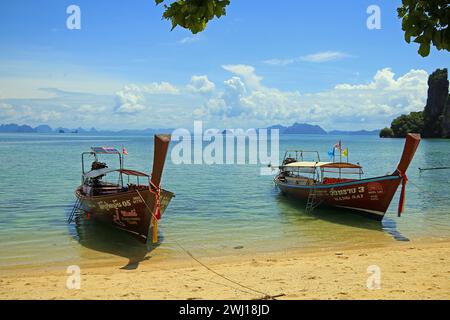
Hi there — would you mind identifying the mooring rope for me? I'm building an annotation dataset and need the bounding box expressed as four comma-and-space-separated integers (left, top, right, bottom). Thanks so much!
408, 179, 447, 204
135, 189, 159, 221
171, 239, 284, 300
135, 189, 284, 299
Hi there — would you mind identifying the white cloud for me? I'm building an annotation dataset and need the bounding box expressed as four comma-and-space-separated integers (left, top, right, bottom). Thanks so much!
262, 58, 296, 66
263, 51, 352, 66
0, 102, 63, 124
335, 68, 427, 92
141, 82, 179, 95
0, 67, 429, 131
195, 66, 428, 130
114, 82, 179, 113
0, 103, 16, 118
222, 64, 263, 89
187, 75, 216, 93
115, 90, 145, 113
300, 51, 351, 63
179, 36, 202, 44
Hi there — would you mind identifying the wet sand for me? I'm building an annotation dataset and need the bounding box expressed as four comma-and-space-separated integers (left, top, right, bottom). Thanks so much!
1, 239, 449, 300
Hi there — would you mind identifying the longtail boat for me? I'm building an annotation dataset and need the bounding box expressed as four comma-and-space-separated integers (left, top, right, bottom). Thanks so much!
274, 134, 420, 220
70, 135, 174, 243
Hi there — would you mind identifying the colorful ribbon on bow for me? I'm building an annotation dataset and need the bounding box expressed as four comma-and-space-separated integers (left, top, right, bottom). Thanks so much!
397, 169, 408, 217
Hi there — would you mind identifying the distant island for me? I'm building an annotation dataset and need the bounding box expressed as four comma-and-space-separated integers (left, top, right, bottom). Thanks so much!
380, 68, 450, 138
0, 124, 174, 135
266, 123, 380, 135
0, 122, 381, 136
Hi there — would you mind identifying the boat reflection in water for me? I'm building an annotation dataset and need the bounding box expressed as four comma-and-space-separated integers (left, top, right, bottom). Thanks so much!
70, 212, 162, 269
275, 193, 410, 242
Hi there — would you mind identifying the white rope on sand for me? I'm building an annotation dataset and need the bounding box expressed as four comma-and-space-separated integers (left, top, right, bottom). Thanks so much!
137, 190, 285, 300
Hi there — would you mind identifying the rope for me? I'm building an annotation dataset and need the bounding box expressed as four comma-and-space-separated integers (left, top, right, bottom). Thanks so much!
419, 166, 450, 171
396, 168, 449, 215
135, 189, 159, 221
137, 189, 285, 299
171, 239, 284, 300
171, 269, 257, 297
407, 179, 447, 204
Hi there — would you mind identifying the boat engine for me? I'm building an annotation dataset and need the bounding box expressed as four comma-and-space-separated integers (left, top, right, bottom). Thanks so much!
282, 157, 297, 165
91, 161, 108, 171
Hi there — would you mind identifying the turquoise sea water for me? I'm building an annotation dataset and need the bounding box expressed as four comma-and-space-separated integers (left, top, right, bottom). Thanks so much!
0, 133, 449, 269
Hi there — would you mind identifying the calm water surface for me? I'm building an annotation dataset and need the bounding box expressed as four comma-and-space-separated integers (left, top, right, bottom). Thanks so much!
0, 133, 449, 269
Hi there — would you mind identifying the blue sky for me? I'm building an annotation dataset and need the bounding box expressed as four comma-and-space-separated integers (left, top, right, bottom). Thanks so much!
0, 0, 448, 130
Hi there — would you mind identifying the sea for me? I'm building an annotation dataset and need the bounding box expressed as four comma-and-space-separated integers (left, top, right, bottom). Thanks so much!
0, 133, 449, 270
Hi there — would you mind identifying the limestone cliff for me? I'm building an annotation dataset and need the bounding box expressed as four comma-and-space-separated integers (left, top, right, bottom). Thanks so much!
423, 69, 449, 138
442, 94, 450, 138
384, 68, 450, 139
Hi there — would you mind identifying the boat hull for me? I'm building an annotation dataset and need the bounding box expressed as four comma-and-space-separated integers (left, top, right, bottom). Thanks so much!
275, 175, 402, 220
75, 187, 174, 241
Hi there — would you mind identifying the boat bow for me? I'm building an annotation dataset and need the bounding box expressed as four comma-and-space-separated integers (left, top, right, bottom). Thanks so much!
394, 133, 421, 216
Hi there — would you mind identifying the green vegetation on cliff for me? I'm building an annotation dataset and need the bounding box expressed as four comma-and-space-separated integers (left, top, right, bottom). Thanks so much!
379, 127, 394, 138
390, 112, 424, 138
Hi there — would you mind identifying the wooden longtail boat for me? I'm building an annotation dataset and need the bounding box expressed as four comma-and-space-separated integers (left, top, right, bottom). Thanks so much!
274, 134, 421, 221
72, 135, 174, 243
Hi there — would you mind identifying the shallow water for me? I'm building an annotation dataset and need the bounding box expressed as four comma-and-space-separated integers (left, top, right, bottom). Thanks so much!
0, 133, 449, 269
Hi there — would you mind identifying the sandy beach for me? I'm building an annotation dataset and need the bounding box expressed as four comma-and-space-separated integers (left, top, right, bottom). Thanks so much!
1, 239, 449, 300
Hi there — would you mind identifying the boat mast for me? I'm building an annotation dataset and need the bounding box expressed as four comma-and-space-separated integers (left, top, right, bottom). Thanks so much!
119, 152, 124, 187
339, 140, 342, 179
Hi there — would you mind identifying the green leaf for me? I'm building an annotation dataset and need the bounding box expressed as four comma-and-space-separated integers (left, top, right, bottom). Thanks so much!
418, 41, 431, 57
405, 30, 412, 43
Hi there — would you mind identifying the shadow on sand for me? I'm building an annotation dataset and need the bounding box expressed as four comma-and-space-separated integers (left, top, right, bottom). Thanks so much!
69, 213, 161, 269
275, 193, 409, 242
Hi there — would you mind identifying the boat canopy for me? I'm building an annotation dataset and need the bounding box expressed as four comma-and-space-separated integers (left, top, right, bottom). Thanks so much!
120, 169, 149, 177
283, 161, 332, 168
91, 147, 121, 154
321, 162, 362, 169
83, 168, 149, 179
283, 161, 362, 169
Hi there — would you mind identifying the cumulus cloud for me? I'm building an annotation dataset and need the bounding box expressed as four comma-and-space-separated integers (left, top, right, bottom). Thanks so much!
222, 64, 263, 89
0, 67, 429, 131
187, 75, 215, 93
115, 89, 145, 113
0, 102, 62, 123
114, 82, 179, 113
0, 103, 16, 118
195, 66, 428, 129
141, 82, 179, 94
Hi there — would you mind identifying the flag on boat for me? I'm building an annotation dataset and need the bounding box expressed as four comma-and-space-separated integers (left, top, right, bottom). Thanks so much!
122, 147, 128, 155
342, 148, 348, 157
334, 141, 342, 150
327, 148, 335, 159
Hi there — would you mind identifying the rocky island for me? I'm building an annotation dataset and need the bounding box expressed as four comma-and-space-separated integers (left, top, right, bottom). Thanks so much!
380, 68, 450, 138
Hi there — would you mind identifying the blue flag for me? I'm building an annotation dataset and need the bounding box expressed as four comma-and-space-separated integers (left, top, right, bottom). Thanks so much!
327, 148, 335, 160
